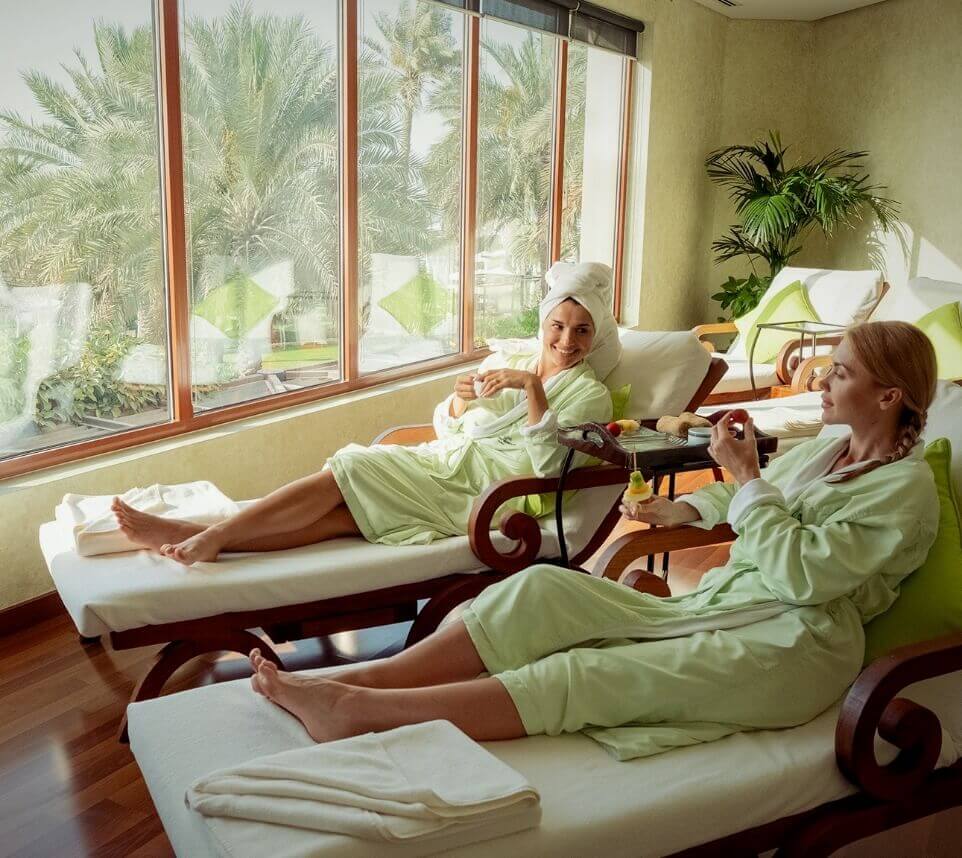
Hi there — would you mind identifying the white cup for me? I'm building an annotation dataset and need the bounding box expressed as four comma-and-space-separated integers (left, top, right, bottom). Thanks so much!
687, 426, 713, 447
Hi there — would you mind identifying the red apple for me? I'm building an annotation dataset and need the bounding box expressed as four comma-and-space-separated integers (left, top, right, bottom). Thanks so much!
728, 408, 749, 424
606, 421, 622, 437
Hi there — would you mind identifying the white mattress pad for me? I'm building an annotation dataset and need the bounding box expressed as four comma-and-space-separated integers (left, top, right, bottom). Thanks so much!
127, 665, 962, 858
40, 486, 622, 638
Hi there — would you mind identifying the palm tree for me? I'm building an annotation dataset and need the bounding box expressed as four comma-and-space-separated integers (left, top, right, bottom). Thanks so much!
362, 0, 459, 177
0, 3, 436, 348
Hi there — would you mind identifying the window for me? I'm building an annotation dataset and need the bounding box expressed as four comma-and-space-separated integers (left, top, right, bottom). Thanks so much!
0, 0, 640, 477
358, 0, 464, 373
561, 42, 625, 268
0, 2, 168, 460
182, 2, 342, 410
474, 19, 556, 345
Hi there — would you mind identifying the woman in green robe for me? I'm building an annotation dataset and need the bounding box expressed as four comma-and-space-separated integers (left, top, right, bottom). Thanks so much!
112, 262, 617, 563
247, 321, 941, 760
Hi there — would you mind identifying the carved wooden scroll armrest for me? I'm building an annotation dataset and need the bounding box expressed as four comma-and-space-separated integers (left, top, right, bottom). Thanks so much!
596, 524, 735, 581
836, 631, 962, 801
468, 465, 627, 573
691, 322, 737, 354
790, 355, 833, 393
775, 334, 843, 384
373, 423, 436, 445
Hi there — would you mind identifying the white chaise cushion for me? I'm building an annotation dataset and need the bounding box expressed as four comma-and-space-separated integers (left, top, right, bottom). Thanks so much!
605, 329, 711, 418
727, 268, 882, 361
707, 355, 779, 395
40, 486, 619, 639
127, 665, 962, 858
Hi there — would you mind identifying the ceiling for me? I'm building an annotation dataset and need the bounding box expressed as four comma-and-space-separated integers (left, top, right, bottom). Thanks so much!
690, 0, 889, 20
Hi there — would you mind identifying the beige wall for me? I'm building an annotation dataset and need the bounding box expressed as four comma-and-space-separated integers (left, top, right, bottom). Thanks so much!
810, 0, 962, 286
708, 20, 816, 291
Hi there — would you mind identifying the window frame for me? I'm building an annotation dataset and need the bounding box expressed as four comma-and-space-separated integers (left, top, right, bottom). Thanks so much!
0, 0, 632, 480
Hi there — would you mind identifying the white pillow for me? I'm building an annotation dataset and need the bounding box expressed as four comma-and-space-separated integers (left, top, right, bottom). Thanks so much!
871, 277, 962, 324
605, 329, 711, 419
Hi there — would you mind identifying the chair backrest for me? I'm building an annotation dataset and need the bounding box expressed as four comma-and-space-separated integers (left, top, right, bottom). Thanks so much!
869, 277, 962, 324
727, 267, 884, 361
604, 329, 712, 419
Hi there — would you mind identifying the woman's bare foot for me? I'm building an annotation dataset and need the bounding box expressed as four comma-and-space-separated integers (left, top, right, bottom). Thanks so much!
156, 528, 226, 566
248, 649, 364, 742
111, 497, 201, 553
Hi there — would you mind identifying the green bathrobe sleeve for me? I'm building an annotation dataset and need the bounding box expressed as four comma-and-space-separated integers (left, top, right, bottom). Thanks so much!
519, 375, 613, 478
729, 461, 939, 611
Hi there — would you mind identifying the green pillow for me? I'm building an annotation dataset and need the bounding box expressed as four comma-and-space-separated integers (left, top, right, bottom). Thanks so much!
734, 280, 821, 364
378, 272, 453, 336
610, 383, 631, 422
915, 301, 962, 381
194, 274, 278, 339
863, 438, 962, 664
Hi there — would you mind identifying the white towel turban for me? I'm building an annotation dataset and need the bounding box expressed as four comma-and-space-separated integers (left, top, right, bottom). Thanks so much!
539, 261, 622, 380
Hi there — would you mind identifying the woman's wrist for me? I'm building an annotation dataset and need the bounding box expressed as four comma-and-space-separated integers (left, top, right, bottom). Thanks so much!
672, 501, 701, 526
732, 465, 761, 485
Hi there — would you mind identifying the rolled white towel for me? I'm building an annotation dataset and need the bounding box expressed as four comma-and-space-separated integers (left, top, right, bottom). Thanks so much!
56, 481, 240, 557
187, 720, 541, 850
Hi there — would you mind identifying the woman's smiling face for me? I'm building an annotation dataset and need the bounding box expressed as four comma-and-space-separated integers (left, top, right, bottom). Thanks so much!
541, 299, 595, 372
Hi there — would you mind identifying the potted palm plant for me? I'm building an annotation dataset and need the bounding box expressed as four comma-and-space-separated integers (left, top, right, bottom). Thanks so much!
706, 131, 899, 318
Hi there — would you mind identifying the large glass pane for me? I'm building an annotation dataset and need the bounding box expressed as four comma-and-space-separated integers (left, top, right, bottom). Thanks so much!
358, 0, 464, 374
182, 2, 341, 411
475, 19, 555, 347
561, 43, 624, 268
0, 2, 169, 462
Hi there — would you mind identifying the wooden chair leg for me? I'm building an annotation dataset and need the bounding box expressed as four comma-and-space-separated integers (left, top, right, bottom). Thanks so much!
117, 631, 282, 743
405, 575, 508, 648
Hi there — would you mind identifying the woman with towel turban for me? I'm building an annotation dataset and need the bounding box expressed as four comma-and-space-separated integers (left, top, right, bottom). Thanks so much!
113, 261, 617, 564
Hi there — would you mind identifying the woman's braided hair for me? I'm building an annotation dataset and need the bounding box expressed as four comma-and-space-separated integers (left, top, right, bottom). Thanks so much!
833, 321, 937, 482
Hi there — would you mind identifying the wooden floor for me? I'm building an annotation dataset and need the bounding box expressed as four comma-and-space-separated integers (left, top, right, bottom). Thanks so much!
0, 472, 729, 858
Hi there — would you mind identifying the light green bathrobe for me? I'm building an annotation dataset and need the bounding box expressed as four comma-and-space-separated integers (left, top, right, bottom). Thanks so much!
462, 436, 939, 760
329, 352, 612, 546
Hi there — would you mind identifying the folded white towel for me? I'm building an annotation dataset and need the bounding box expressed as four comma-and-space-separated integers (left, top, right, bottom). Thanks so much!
56, 481, 240, 557
186, 720, 540, 850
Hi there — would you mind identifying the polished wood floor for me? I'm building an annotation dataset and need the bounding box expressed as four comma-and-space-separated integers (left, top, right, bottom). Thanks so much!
0, 472, 729, 858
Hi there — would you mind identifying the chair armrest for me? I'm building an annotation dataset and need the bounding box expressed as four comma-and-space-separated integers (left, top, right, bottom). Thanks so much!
790, 355, 833, 392
774, 335, 843, 384
468, 465, 628, 573
373, 424, 436, 445
595, 524, 736, 581
836, 631, 962, 801
691, 322, 737, 354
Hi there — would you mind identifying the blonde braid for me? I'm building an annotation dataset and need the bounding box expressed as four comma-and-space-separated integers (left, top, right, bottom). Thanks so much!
887, 408, 925, 465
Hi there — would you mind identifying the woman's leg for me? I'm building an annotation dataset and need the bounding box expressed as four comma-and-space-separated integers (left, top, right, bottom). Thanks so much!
114, 496, 359, 558
112, 469, 349, 564
249, 653, 525, 743
331, 620, 486, 688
